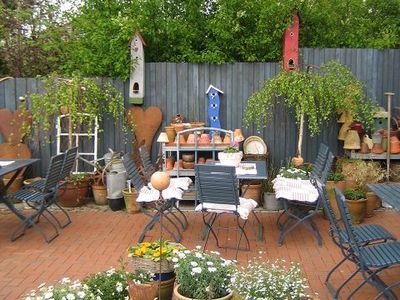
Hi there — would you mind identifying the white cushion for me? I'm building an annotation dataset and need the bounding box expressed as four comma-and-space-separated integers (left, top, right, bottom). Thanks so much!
195, 197, 257, 220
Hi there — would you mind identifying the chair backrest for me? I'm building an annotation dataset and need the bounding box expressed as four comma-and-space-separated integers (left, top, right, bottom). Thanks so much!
311, 143, 329, 180
43, 153, 66, 192
59, 147, 78, 181
123, 154, 146, 191
195, 164, 239, 207
320, 151, 335, 183
333, 187, 365, 265
313, 179, 347, 246
138, 145, 157, 178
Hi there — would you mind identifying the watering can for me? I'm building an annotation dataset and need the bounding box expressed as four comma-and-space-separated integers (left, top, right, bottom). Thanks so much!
103, 148, 126, 200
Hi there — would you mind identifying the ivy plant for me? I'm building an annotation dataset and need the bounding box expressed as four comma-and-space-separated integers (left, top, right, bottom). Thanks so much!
243, 60, 378, 157
29, 73, 130, 146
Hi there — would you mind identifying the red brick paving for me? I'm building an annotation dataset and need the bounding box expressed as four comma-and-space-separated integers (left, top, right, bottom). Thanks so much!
0, 209, 399, 299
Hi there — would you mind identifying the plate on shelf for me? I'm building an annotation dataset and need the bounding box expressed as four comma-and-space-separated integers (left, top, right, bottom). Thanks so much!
243, 136, 267, 155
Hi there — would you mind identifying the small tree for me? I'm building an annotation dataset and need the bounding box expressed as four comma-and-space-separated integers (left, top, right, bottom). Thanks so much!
30, 73, 128, 147
243, 60, 378, 159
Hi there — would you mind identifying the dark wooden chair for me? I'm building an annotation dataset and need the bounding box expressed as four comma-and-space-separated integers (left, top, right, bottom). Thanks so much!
314, 179, 396, 299
334, 187, 400, 300
123, 154, 183, 243
277, 143, 334, 246
7, 153, 65, 242
195, 164, 257, 259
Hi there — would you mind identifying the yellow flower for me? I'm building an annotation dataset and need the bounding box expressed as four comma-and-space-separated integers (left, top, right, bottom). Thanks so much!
142, 242, 151, 247
134, 249, 142, 256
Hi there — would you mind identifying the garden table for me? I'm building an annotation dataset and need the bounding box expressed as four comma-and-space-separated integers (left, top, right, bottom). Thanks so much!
0, 159, 39, 220
367, 183, 400, 213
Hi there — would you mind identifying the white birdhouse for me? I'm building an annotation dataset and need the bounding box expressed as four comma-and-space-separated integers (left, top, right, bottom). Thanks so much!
129, 31, 146, 104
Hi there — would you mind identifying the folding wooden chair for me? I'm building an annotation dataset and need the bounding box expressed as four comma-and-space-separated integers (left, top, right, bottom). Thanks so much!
123, 154, 184, 243
138, 145, 188, 229
195, 164, 257, 259
7, 153, 65, 242
334, 187, 400, 300
313, 179, 396, 299
28, 147, 78, 228
277, 144, 334, 246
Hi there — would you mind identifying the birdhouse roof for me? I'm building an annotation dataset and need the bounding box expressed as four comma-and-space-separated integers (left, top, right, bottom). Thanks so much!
129, 31, 146, 47
206, 84, 224, 94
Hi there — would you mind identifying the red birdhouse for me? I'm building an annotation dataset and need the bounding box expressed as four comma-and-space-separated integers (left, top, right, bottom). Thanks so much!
283, 12, 300, 71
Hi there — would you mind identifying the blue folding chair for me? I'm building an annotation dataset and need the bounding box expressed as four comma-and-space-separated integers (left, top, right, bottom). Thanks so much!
123, 154, 183, 243
138, 145, 188, 229
196, 164, 256, 259
28, 147, 78, 228
7, 153, 65, 242
313, 179, 396, 299
334, 187, 400, 300
277, 144, 334, 246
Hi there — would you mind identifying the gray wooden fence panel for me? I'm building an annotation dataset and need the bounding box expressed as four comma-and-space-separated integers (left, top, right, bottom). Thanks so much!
1, 48, 399, 176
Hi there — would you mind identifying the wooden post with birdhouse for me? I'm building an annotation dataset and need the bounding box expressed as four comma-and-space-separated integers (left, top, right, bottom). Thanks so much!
206, 84, 224, 129
129, 31, 146, 105
282, 12, 300, 71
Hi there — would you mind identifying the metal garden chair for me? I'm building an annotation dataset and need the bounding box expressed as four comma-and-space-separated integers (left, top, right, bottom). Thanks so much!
276, 144, 334, 246
123, 154, 184, 243
313, 179, 396, 299
195, 164, 257, 259
27, 147, 78, 228
7, 153, 65, 242
138, 145, 188, 229
334, 187, 400, 300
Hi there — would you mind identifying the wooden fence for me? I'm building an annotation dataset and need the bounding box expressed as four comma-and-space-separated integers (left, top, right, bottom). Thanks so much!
1, 48, 399, 176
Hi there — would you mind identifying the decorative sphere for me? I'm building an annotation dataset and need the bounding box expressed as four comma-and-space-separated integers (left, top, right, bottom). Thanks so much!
151, 171, 170, 191
291, 155, 304, 167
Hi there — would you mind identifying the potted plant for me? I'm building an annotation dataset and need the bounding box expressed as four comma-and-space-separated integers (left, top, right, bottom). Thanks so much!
243, 60, 378, 164
325, 171, 346, 220
58, 173, 91, 207
343, 188, 367, 224
263, 167, 282, 211
341, 160, 385, 217
122, 183, 140, 214
218, 145, 243, 167
90, 167, 108, 205
29, 73, 129, 148
128, 239, 185, 299
172, 247, 235, 300
232, 259, 310, 299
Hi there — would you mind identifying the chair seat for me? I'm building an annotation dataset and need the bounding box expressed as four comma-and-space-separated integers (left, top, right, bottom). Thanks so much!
339, 224, 396, 245
195, 197, 257, 220
28, 179, 46, 190
9, 189, 47, 203
361, 242, 400, 268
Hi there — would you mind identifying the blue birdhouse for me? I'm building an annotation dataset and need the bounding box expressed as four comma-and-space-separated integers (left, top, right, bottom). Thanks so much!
206, 84, 224, 129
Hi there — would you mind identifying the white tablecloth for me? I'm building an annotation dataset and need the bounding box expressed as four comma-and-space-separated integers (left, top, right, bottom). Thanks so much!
137, 177, 192, 203
272, 177, 318, 203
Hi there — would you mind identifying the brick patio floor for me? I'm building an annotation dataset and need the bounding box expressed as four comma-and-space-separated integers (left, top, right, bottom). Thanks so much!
0, 208, 399, 299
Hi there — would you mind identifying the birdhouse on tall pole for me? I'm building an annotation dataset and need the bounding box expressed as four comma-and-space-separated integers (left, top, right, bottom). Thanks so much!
206, 84, 224, 129
129, 31, 146, 104
282, 12, 300, 71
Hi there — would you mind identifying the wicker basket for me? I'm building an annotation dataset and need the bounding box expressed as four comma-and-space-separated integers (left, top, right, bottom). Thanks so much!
132, 256, 174, 274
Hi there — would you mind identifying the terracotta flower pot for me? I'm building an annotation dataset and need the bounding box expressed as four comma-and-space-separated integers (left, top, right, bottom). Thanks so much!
241, 182, 262, 205
92, 184, 108, 205
335, 180, 346, 192
2, 176, 23, 193
173, 284, 233, 300
58, 181, 89, 207
122, 188, 140, 213
345, 198, 367, 224
365, 191, 377, 218
165, 126, 176, 143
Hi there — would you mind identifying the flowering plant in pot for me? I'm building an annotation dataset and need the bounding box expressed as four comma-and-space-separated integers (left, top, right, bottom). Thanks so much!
232, 259, 310, 300
172, 247, 235, 300
218, 144, 242, 167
